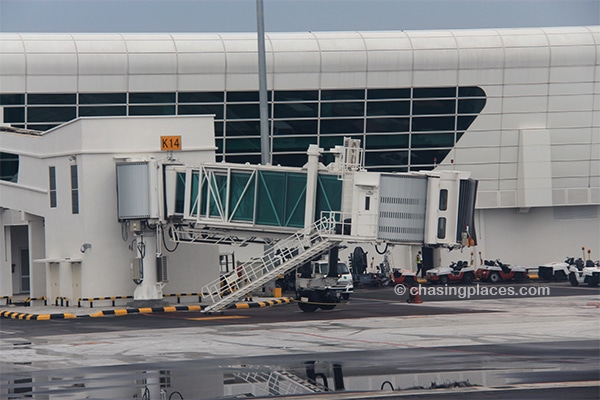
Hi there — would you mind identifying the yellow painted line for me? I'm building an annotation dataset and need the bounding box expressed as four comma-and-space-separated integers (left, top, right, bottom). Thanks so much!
187, 315, 250, 321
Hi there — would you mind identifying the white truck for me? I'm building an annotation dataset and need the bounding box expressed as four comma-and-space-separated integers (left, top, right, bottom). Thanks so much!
295, 260, 354, 312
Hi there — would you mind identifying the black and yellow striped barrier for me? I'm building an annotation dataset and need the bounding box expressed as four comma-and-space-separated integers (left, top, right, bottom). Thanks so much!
0, 296, 12, 305
24, 296, 47, 307
164, 292, 203, 303
78, 295, 133, 308
0, 297, 294, 320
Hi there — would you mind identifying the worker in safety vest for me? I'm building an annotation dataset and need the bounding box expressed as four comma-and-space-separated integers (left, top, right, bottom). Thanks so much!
416, 251, 423, 278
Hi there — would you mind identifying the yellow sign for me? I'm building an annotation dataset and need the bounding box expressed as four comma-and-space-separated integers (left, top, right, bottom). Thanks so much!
161, 136, 181, 151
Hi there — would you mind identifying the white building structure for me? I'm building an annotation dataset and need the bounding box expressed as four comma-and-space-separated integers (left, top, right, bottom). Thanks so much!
1, 26, 599, 298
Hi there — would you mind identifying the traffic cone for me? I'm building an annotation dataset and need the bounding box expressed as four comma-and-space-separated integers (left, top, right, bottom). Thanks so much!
407, 285, 423, 304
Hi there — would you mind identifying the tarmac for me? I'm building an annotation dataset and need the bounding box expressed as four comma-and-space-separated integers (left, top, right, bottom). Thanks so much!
0, 295, 294, 320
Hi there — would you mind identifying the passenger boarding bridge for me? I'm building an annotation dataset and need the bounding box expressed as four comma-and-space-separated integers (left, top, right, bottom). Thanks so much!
115, 140, 477, 312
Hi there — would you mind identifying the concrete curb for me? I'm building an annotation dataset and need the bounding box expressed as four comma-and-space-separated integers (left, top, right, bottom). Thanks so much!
0, 297, 294, 320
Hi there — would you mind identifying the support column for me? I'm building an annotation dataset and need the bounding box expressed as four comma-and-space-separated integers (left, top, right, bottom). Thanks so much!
132, 231, 166, 306
304, 144, 323, 228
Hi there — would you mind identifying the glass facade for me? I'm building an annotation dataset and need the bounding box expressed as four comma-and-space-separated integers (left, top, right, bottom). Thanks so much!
1, 87, 486, 172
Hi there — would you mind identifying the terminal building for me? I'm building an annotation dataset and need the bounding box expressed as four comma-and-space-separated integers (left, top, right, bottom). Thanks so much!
1, 26, 599, 300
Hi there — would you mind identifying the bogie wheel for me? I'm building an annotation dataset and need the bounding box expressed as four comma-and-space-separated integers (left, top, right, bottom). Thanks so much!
462, 273, 475, 284
554, 270, 567, 281
298, 302, 319, 312
439, 275, 449, 285
319, 304, 336, 310
569, 272, 579, 287
489, 272, 501, 283
514, 272, 524, 282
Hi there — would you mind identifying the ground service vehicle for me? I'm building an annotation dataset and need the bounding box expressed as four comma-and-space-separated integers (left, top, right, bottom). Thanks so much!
475, 258, 528, 283
426, 260, 475, 284
391, 269, 418, 286
568, 253, 600, 287
295, 259, 353, 312
538, 258, 571, 281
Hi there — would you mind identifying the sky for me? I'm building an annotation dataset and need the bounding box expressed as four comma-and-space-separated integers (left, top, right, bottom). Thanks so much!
0, 0, 598, 33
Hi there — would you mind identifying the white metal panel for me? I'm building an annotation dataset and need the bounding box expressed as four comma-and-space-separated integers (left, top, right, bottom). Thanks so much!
0, 53, 25, 74
172, 36, 226, 53
225, 52, 259, 74
178, 53, 226, 74
547, 111, 594, 129
0, 75, 25, 92
78, 75, 128, 92
273, 51, 320, 73
377, 174, 427, 243
273, 73, 321, 90
178, 74, 226, 91
27, 76, 78, 92
320, 72, 367, 89
314, 32, 366, 51
550, 45, 596, 66
413, 49, 458, 70
504, 67, 550, 84
502, 95, 548, 113
129, 75, 177, 92
548, 94, 594, 112
549, 82, 595, 96
116, 162, 151, 220
367, 51, 413, 72
361, 32, 412, 51
366, 71, 413, 88
550, 128, 592, 145
453, 30, 504, 48
78, 53, 128, 75
550, 66, 596, 83
221, 37, 258, 53
26, 53, 77, 75
128, 53, 177, 74
73, 39, 127, 53
321, 51, 367, 72
458, 48, 504, 69
412, 70, 458, 87
504, 47, 550, 68
22, 37, 77, 53
269, 36, 320, 52
503, 84, 549, 97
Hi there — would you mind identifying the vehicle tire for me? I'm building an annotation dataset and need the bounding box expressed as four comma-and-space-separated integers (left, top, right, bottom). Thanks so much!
404, 276, 416, 286
554, 270, 567, 281
462, 273, 475, 284
319, 304, 336, 310
298, 302, 319, 312
341, 293, 350, 300
439, 275, 449, 285
588, 277, 599, 287
514, 272, 524, 282
489, 272, 501, 283
568, 272, 579, 287
538, 268, 551, 280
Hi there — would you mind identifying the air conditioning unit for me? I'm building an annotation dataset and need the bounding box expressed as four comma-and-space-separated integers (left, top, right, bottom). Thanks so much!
156, 255, 168, 282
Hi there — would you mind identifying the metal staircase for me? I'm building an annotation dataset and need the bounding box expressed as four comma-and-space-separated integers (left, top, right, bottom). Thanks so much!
233, 368, 330, 395
201, 216, 340, 313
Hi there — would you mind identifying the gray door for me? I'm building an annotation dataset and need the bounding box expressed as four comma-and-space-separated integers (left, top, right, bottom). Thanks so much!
20, 248, 30, 293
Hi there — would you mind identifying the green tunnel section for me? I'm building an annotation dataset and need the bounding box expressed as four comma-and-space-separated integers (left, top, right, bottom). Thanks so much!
173, 167, 342, 229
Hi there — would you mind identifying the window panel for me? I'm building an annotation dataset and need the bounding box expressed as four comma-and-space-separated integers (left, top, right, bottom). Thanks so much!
458, 86, 486, 97
214, 122, 224, 137
273, 136, 317, 152
79, 93, 126, 104
129, 105, 176, 115
367, 88, 410, 100
411, 133, 455, 148
320, 118, 364, 134
28, 107, 76, 122
272, 153, 310, 167
321, 102, 364, 117
79, 106, 126, 117
411, 116, 455, 132
365, 134, 409, 149
178, 104, 224, 119
410, 149, 451, 166
457, 115, 478, 131
367, 100, 410, 116
0, 152, 19, 182
225, 154, 262, 164
0, 94, 25, 105
274, 90, 318, 101
70, 164, 79, 214
178, 91, 224, 103
458, 98, 486, 114
225, 121, 261, 137
364, 150, 409, 167
129, 92, 175, 104
274, 103, 318, 118
321, 89, 365, 101
319, 135, 362, 150
366, 117, 409, 133
224, 137, 261, 152
226, 91, 262, 102
3, 107, 25, 123
413, 87, 456, 98
226, 103, 260, 119
49, 166, 57, 208
28, 93, 76, 105
273, 119, 318, 135
412, 99, 456, 115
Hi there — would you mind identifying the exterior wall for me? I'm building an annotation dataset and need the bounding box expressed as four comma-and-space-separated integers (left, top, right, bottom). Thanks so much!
0, 116, 219, 298
0, 27, 598, 276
